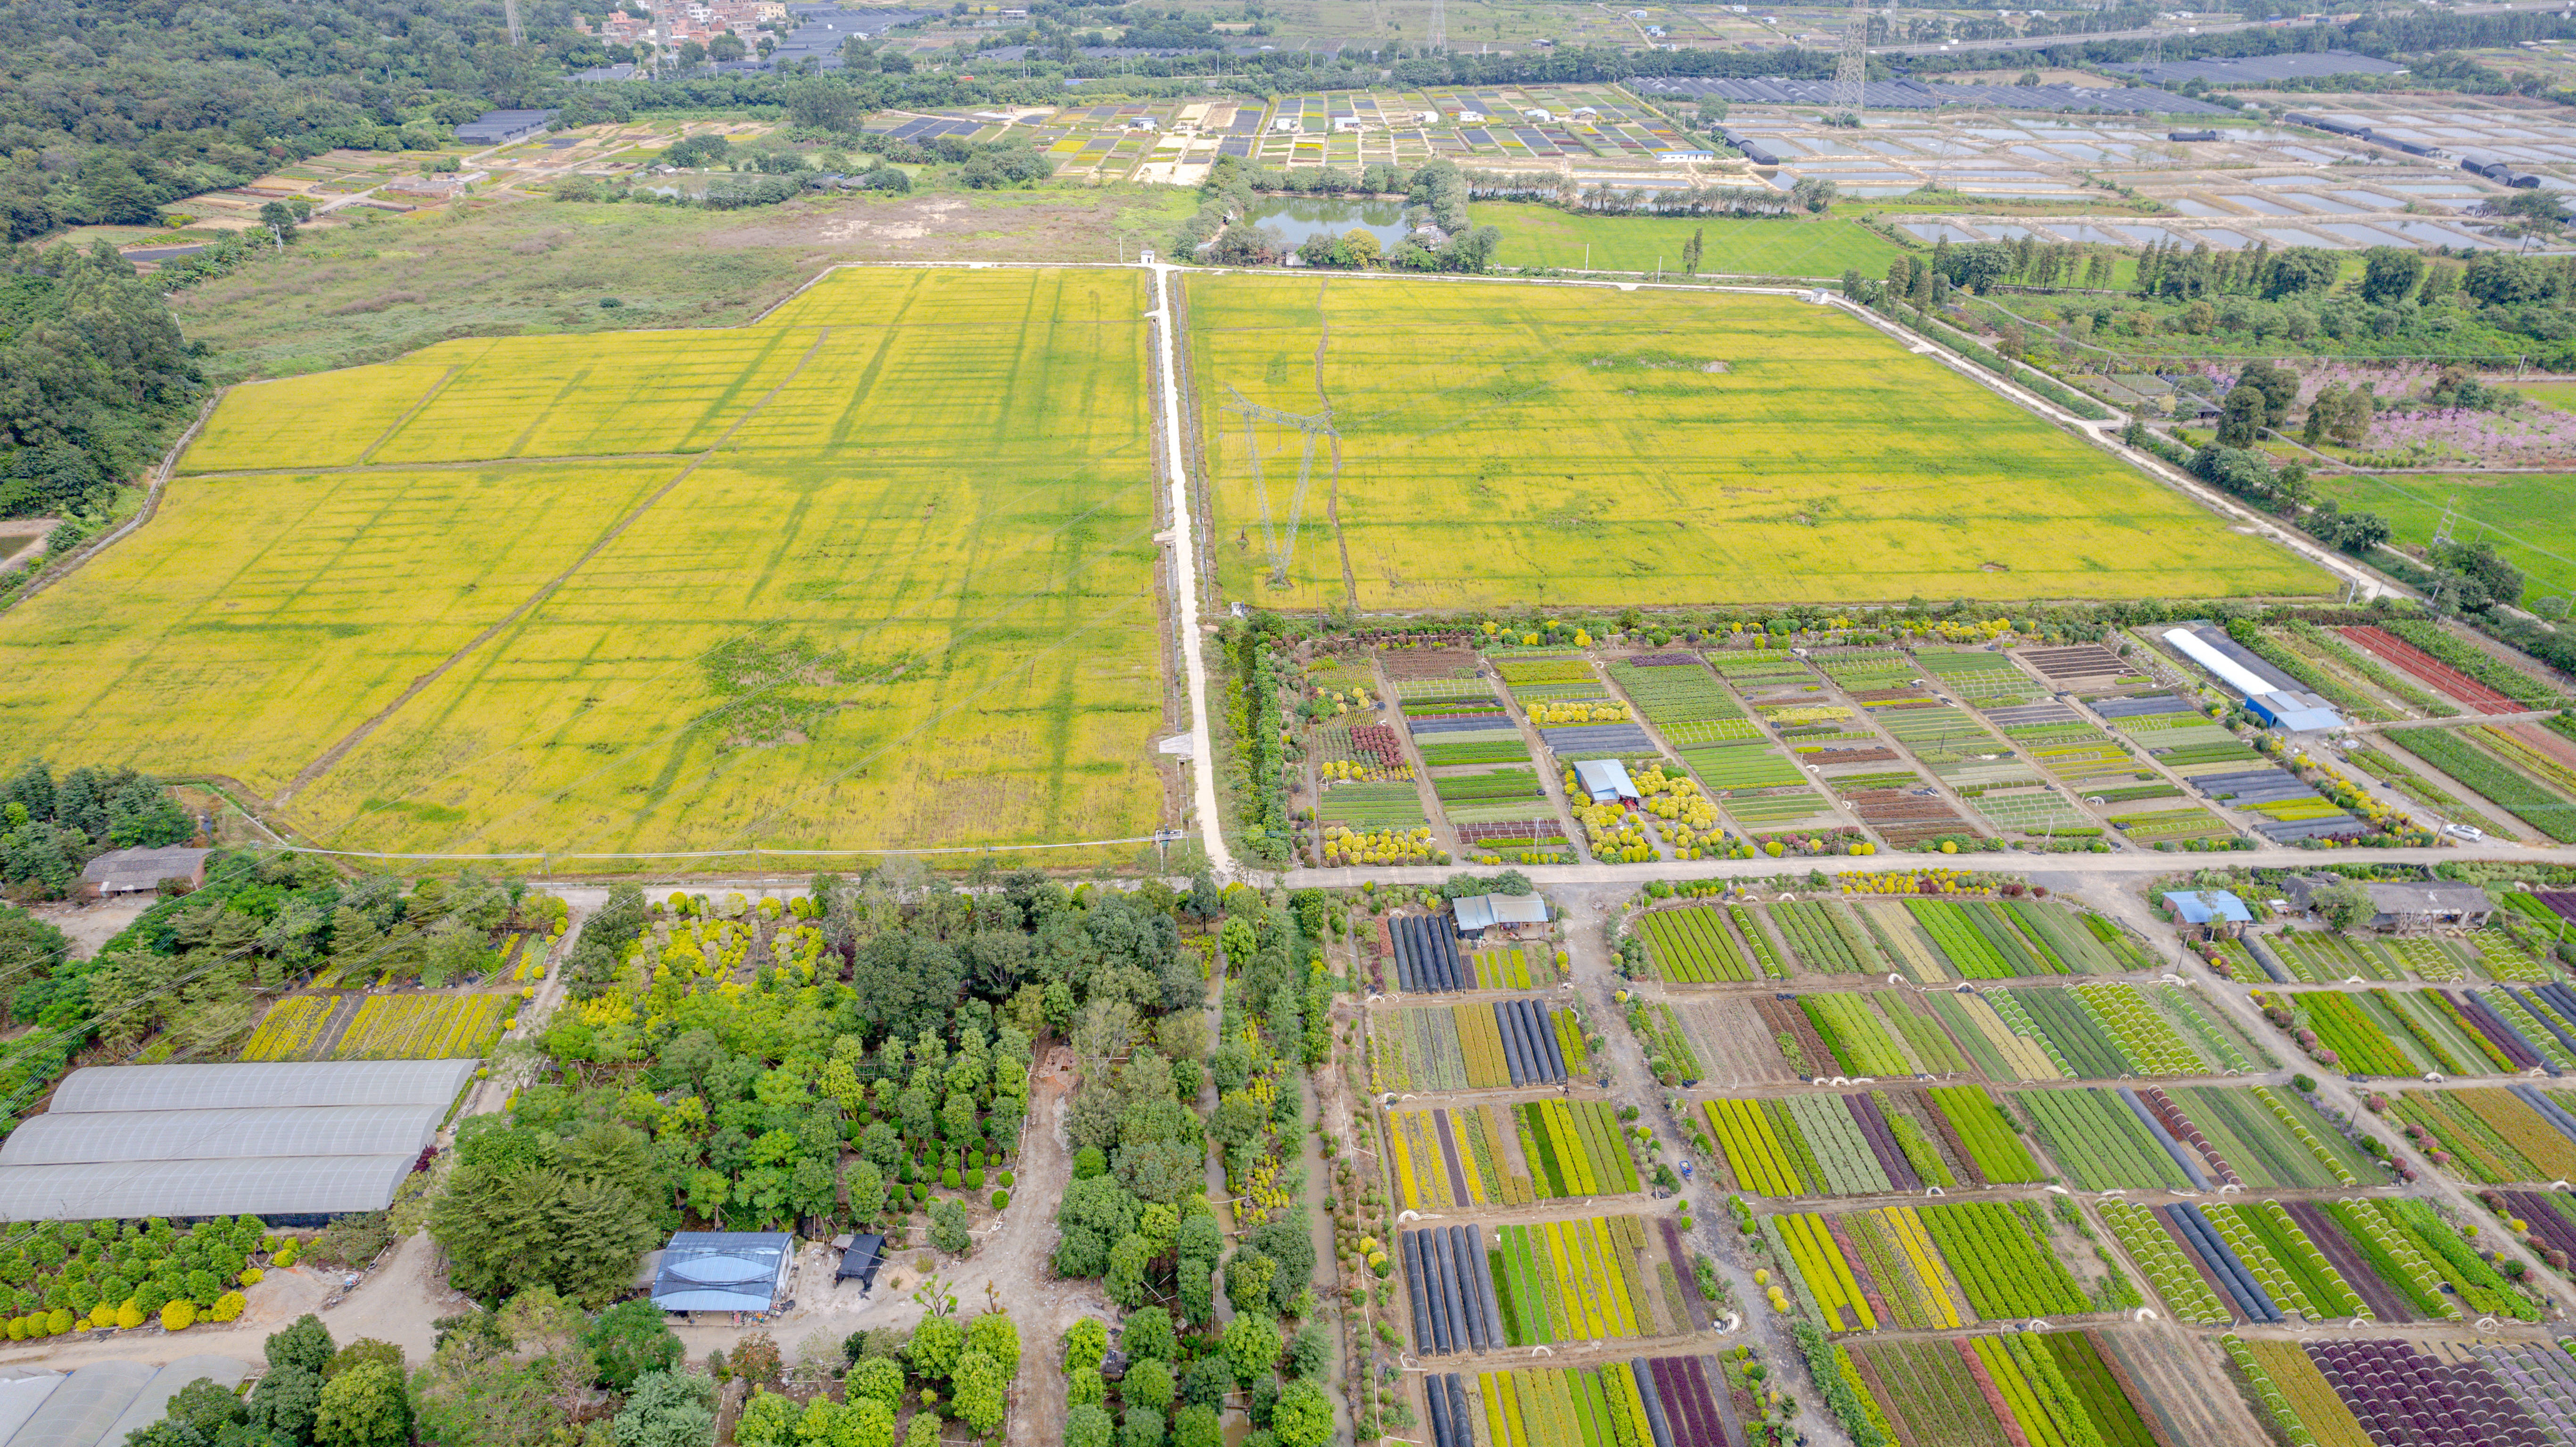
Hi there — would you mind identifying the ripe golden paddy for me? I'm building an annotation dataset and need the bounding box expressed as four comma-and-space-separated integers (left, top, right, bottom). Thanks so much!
1183, 275, 2329, 609
0, 268, 1167, 859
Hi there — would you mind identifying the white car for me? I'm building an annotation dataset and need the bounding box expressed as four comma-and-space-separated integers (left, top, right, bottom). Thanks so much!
2445, 823, 2485, 841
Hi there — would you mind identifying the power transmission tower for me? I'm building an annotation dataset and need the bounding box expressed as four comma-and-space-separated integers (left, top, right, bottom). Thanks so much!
2431, 493, 2460, 549
1833, 0, 1867, 115
1428, 0, 1446, 51
1224, 386, 1338, 589
504, 0, 524, 43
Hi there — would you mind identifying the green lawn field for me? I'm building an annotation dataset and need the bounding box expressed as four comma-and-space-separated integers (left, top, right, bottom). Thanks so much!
1184, 273, 2330, 611
0, 268, 1169, 859
2310, 469, 2576, 604
1471, 202, 1906, 279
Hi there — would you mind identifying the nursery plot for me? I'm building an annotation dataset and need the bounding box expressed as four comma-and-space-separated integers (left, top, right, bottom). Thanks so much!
1185, 276, 2325, 610
5, 269, 1170, 858
1385, 1099, 1637, 1209
1489, 1213, 1711, 1346
2017, 1088, 2197, 1191
335, 992, 511, 1060
1856, 1331, 2176, 1447
1667, 998, 1806, 1087
1915, 649, 2040, 706
1775, 1198, 2088, 1332
1434, 1352, 1740, 1447
1698, 1090, 1965, 1198
1633, 903, 1765, 983
2393, 1086, 2576, 1184
237, 995, 340, 1062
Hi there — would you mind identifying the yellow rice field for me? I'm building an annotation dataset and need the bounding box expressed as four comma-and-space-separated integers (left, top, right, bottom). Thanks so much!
0, 268, 1168, 858
1183, 275, 2328, 609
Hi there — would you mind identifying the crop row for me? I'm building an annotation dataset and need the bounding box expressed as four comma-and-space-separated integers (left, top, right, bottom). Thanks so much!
1635, 905, 1760, 983
336, 993, 509, 1060
238, 995, 337, 1062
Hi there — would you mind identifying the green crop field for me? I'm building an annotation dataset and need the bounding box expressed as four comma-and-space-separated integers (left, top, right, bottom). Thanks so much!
1185, 274, 2328, 610
1471, 202, 1907, 278
2310, 469, 2576, 603
0, 267, 1168, 860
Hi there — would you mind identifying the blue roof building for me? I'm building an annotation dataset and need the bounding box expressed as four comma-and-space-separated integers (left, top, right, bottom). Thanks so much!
651, 1232, 793, 1314
2161, 889, 2252, 926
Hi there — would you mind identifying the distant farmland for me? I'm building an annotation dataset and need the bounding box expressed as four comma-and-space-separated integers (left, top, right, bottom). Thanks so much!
0, 268, 1168, 860
1184, 275, 2328, 610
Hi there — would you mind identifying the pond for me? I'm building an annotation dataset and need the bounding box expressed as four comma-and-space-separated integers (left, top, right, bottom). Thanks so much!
1243, 197, 1414, 249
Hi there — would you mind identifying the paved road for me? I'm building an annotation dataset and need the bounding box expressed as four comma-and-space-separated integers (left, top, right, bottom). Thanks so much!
1146, 262, 1234, 875
1280, 841, 2576, 890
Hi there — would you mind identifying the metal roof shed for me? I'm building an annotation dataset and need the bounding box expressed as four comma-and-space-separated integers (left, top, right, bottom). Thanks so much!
1574, 759, 1639, 804
2161, 889, 2252, 925
2248, 691, 2344, 733
1453, 894, 1551, 934
652, 1232, 793, 1314
836, 1233, 887, 1289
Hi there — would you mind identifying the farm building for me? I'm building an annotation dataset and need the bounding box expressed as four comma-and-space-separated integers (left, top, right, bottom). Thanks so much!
651, 1232, 795, 1315
0, 1060, 476, 1224
834, 1232, 888, 1290
2360, 881, 2496, 929
1574, 759, 1641, 804
1453, 893, 1550, 937
77, 846, 208, 898
2280, 875, 2495, 929
0, 1358, 247, 1447
454, 109, 559, 145
2159, 625, 2345, 732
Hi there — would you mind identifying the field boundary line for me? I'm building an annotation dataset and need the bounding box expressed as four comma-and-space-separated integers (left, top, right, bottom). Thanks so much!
182, 450, 703, 479
269, 836, 1169, 862
747, 260, 851, 324
355, 363, 465, 464
274, 328, 837, 807
7, 389, 222, 615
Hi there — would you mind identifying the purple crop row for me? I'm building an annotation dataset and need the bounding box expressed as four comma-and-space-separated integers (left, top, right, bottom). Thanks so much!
2306, 1338, 2543, 1447
1842, 1092, 1922, 1194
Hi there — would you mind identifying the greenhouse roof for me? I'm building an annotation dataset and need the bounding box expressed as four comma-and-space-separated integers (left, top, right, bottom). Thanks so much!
0, 1157, 420, 1223
49, 1060, 479, 1115
0, 1105, 443, 1167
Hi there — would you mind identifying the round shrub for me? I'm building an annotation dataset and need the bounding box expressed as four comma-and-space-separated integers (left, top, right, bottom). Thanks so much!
240, 1267, 263, 1285
998, 1170, 1015, 1188
991, 1190, 1010, 1210
115, 1300, 144, 1329
941, 1168, 961, 1190
160, 1300, 192, 1331
210, 1292, 245, 1323
964, 1169, 985, 1190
